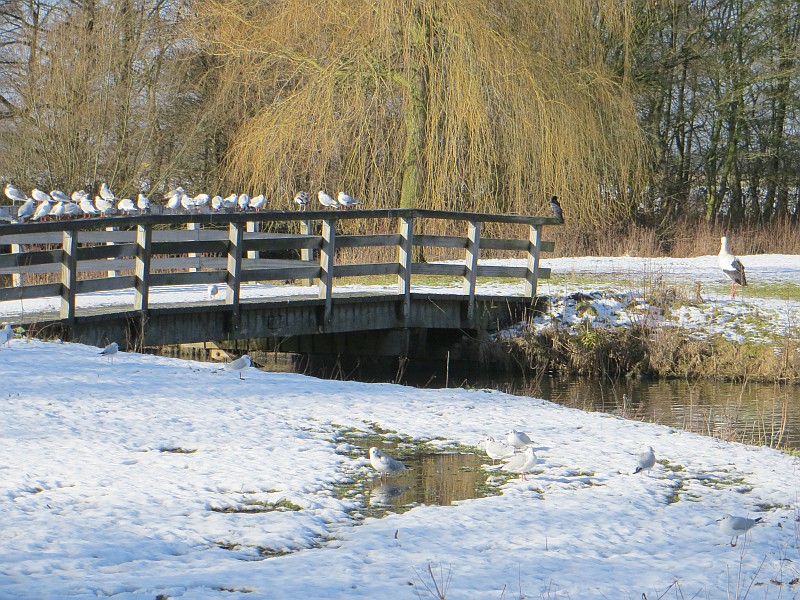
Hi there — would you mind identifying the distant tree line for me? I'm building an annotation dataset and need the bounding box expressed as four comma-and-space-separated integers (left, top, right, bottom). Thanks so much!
0, 0, 797, 226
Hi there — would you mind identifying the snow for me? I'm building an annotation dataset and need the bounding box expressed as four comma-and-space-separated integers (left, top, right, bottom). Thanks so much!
1, 253, 800, 598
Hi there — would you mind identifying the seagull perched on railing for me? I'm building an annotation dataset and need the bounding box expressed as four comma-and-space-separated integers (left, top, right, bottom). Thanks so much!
50, 190, 71, 204
80, 195, 98, 216
31, 198, 52, 221
337, 191, 362, 208
99, 182, 115, 202
718, 236, 747, 300
318, 190, 338, 209
165, 187, 184, 212
249, 194, 266, 211
94, 195, 112, 215
118, 197, 136, 214
137, 193, 150, 212
17, 198, 35, 221
50, 201, 65, 219
5, 183, 26, 204
294, 191, 310, 210
237, 193, 250, 211
63, 201, 81, 217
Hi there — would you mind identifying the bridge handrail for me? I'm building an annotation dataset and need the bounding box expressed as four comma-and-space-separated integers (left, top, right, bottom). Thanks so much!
0, 209, 560, 327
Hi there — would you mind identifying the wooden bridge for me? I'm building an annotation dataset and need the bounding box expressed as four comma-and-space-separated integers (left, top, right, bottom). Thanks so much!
0, 209, 559, 357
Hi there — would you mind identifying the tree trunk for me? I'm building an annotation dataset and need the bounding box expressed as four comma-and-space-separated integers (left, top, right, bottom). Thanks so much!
400, 7, 429, 209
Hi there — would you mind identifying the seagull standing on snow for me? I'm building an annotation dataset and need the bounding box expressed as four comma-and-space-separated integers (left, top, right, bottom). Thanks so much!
549, 195, 563, 223
500, 446, 538, 480
207, 284, 220, 299
717, 514, 762, 547
506, 429, 533, 450
337, 191, 362, 208
216, 354, 252, 380
368, 447, 407, 479
0, 322, 13, 348
718, 236, 747, 300
317, 190, 338, 209
99, 342, 119, 362
633, 446, 656, 474
482, 436, 515, 464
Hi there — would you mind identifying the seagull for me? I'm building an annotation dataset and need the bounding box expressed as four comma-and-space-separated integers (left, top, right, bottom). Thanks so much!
368, 446, 407, 479
80, 196, 98, 216
718, 236, 747, 300
500, 446, 538, 480
193, 193, 210, 211
5, 183, 26, 204
249, 194, 266, 211
506, 429, 533, 450
31, 198, 52, 221
118, 198, 137, 214
71, 190, 89, 203
216, 354, 252, 380
549, 195, 563, 222
94, 195, 113, 215
318, 190, 338, 209
31, 188, 52, 204
211, 195, 223, 211
482, 436, 515, 464
99, 182, 116, 201
99, 342, 119, 362
137, 193, 151, 212
63, 202, 82, 217
337, 191, 362, 208
207, 283, 220, 299
717, 514, 762, 547
633, 446, 656, 474
49, 201, 65, 219
165, 187, 184, 212
50, 190, 71, 204
180, 194, 195, 212
0, 322, 13, 348
237, 193, 250, 211
221, 194, 238, 211
294, 191, 310, 210
17, 198, 35, 221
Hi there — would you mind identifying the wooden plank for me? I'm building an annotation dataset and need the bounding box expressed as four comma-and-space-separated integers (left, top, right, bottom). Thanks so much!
411, 263, 466, 277
60, 230, 78, 322
0, 282, 62, 302
475, 265, 551, 279
318, 219, 335, 322
77, 276, 136, 294
300, 220, 313, 286
240, 265, 320, 283
76, 243, 137, 261
336, 234, 402, 248
150, 240, 228, 255
397, 217, 413, 320
0, 248, 62, 269
243, 236, 322, 252
480, 238, 556, 253
226, 222, 244, 321
134, 225, 152, 311
524, 224, 543, 298
462, 222, 481, 319
413, 234, 467, 249
149, 271, 226, 287
334, 263, 400, 278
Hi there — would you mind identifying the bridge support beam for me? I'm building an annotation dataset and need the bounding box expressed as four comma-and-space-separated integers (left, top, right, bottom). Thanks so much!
525, 224, 543, 298
134, 224, 152, 312
226, 222, 244, 326
60, 230, 78, 324
397, 216, 413, 321
318, 219, 335, 323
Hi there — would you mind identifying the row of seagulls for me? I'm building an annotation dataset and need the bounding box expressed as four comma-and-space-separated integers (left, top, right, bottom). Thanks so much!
316, 190, 362, 209
718, 236, 747, 300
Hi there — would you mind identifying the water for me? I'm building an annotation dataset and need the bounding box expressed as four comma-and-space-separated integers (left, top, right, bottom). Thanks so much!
474, 375, 800, 451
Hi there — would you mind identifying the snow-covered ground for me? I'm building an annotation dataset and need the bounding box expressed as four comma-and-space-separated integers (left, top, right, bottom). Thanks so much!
1, 253, 800, 599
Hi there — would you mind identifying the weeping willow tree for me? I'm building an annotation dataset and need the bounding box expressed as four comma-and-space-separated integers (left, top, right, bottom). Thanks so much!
195, 0, 646, 223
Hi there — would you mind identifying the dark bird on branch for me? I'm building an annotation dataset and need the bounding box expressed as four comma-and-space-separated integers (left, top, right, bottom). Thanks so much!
549, 195, 563, 223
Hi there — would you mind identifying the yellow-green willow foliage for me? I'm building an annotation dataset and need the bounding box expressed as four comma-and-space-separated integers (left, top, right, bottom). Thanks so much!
195, 0, 646, 223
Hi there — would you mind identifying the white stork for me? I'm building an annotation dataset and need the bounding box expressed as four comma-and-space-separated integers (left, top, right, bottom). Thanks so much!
717, 236, 747, 300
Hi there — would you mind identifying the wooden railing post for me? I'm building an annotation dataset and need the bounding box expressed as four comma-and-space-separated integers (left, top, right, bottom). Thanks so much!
226, 221, 244, 324
246, 221, 259, 260
134, 224, 152, 312
397, 216, 414, 320
60, 230, 78, 323
105, 226, 118, 278
318, 218, 336, 323
524, 224, 543, 298
11, 243, 22, 287
300, 219, 313, 286
462, 220, 481, 320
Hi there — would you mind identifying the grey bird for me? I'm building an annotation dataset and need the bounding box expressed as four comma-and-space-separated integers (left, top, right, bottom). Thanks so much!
294, 191, 310, 210
717, 514, 762, 547
633, 446, 656, 474
549, 195, 563, 223
216, 354, 252, 380
5, 183, 27, 204
99, 342, 119, 362
369, 447, 407, 479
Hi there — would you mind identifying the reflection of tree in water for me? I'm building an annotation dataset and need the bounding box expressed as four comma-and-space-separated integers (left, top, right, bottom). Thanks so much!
369, 453, 485, 508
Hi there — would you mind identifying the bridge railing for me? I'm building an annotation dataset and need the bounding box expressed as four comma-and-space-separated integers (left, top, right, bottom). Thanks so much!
0, 209, 560, 324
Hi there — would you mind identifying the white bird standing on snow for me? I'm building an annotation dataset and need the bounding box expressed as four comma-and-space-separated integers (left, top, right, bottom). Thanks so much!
633, 446, 656, 475
369, 446, 407, 478
500, 446, 538, 480
216, 354, 252, 380
506, 429, 533, 449
482, 436, 515, 464
0, 322, 13, 348
717, 514, 762, 547
718, 236, 747, 300
207, 284, 220, 299
99, 342, 119, 362
294, 191, 310, 210
17, 198, 35, 220
5, 183, 26, 204
318, 190, 338, 209
337, 191, 362, 208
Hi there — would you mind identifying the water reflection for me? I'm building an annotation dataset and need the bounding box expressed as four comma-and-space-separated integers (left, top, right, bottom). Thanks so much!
476, 376, 800, 450
367, 449, 486, 508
